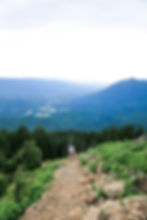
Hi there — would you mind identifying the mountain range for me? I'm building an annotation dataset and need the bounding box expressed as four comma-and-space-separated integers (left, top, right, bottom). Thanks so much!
0, 78, 146, 130
0, 78, 102, 118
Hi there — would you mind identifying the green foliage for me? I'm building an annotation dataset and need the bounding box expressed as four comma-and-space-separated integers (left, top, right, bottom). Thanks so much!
97, 187, 107, 200
14, 170, 29, 202
80, 156, 88, 166
0, 162, 58, 220
5, 158, 18, 174
0, 151, 6, 172
0, 173, 8, 196
91, 140, 147, 197
0, 201, 21, 220
17, 140, 42, 170
120, 178, 135, 198
88, 161, 97, 173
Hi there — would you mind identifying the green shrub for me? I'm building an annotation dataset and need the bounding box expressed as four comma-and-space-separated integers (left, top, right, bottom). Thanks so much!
0, 151, 6, 172
88, 161, 97, 173
0, 173, 8, 196
14, 172, 28, 202
17, 140, 42, 170
5, 158, 18, 174
28, 182, 43, 203
102, 163, 111, 173
97, 187, 107, 200
0, 162, 58, 220
80, 156, 88, 166
19, 196, 30, 210
120, 178, 135, 197
0, 201, 21, 220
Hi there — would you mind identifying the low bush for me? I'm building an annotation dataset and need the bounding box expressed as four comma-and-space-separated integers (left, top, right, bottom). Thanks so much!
88, 161, 97, 173
80, 156, 88, 166
0, 162, 58, 220
17, 140, 42, 170
97, 187, 107, 200
0, 201, 21, 220
0, 173, 8, 196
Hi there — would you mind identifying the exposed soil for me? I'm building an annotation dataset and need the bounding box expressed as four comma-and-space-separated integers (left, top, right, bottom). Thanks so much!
20, 158, 147, 220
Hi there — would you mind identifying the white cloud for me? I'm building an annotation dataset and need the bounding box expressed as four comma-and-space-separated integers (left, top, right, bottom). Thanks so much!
0, 0, 147, 82
0, 0, 147, 28
0, 26, 147, 83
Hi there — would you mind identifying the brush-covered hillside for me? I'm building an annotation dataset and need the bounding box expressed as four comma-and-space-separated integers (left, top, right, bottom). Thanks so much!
0, 126, 146, 220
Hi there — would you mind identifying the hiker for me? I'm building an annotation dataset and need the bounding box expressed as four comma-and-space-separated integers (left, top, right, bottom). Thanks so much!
68, 145, 76, 158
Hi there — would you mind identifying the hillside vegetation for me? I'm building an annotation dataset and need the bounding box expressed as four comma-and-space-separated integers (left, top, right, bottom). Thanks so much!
20, 138, 147, 220
0, 162, 59, 220
81, 139, 147, 198
0, 125, 146, 219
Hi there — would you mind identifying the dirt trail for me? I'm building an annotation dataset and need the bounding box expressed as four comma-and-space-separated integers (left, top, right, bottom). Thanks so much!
20, 159, 92, 220
20, 158, 147, 220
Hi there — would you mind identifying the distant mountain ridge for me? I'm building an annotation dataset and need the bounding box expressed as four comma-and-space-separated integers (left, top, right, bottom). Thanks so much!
72, 78, 147, 109
0, 78, 147, 130
68, 78, 147, 129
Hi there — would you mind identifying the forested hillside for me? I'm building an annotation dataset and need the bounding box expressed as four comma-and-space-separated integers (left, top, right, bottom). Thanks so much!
0, 125, 146, 220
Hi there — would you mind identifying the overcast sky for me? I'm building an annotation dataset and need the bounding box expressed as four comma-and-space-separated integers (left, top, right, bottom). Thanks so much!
0, 0, 147, 83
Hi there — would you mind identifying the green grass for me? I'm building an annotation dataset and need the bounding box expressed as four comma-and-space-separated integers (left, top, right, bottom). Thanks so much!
88, 161, 97, 173
0, 162, 59, 220
80, 155, 88, 166
88, 140, 147, 197
97, 187, 107, 200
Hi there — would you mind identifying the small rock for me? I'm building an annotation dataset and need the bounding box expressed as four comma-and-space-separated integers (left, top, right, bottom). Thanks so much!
96, 196, 147, 220
103, 180, 125, 199
85, 191, 97, 204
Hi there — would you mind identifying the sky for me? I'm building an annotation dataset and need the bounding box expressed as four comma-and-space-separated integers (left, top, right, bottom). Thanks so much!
0, 0, 147, 83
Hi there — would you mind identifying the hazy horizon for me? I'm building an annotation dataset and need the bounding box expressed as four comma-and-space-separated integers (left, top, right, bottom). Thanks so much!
0, 76, 146, 86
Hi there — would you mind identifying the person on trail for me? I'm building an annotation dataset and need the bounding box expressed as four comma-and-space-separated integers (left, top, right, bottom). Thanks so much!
68, 145, 76, 158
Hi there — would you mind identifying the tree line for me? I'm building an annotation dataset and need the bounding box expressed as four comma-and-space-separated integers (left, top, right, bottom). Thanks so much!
0, 124, 144, 172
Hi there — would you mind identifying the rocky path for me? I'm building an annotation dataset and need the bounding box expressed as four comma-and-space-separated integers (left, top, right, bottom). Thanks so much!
20, 158, 95, 220
20, 158, 147, 220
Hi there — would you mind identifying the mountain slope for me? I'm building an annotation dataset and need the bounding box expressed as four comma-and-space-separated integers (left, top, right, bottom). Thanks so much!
72, 78, 147, 109
69, 78, 147, 129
